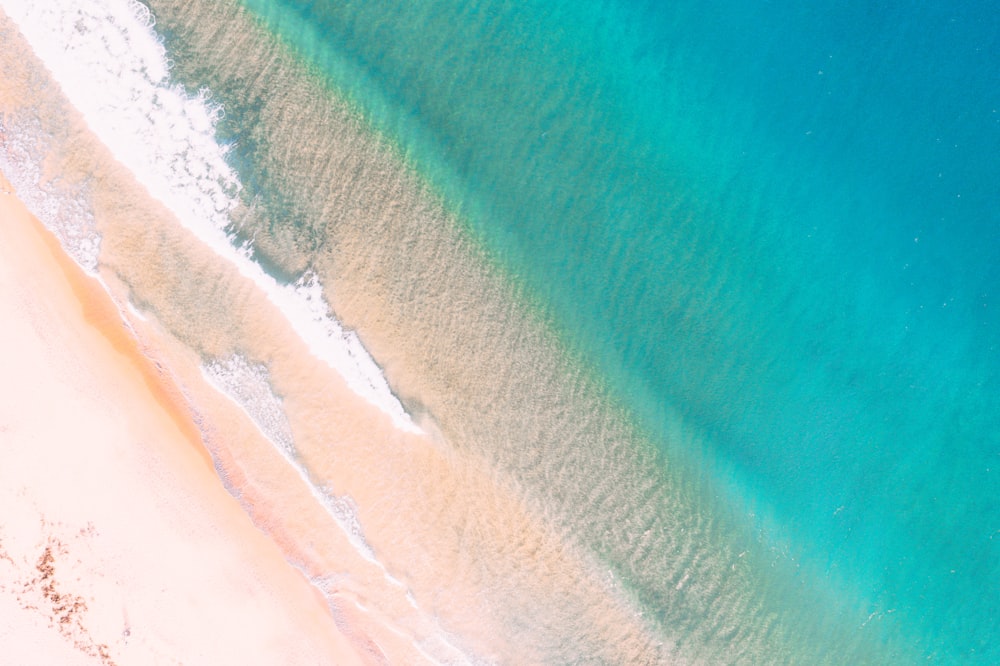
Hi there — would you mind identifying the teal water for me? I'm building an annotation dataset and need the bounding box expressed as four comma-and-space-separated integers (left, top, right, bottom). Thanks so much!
221, 0, 998, 661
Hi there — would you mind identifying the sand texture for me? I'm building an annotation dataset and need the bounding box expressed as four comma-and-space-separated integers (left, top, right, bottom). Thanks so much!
0, 172, 365, 665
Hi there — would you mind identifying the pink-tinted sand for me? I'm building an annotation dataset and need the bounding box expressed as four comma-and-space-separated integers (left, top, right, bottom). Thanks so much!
0, 171, 366, 665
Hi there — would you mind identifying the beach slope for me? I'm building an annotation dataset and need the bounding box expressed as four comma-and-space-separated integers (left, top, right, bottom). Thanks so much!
0, 172, 365, 665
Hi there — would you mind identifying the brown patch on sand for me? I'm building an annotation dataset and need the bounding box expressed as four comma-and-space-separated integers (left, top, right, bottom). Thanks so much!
0, 159, 365, 663
21, 536, 116, 666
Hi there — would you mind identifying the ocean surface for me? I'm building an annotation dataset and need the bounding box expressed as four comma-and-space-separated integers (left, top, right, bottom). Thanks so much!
2, 0, 998, 663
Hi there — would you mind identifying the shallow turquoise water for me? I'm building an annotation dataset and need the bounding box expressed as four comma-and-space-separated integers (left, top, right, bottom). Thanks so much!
228, 0, 999, 660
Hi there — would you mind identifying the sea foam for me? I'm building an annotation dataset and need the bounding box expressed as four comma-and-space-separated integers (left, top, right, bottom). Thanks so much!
0, 116, 101, 272
3, 0, 420, 434
202, 353, 479, 664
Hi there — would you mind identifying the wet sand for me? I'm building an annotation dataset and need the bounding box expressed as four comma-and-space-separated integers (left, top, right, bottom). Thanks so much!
0, 172, 365, 665
0, 3, 866, 661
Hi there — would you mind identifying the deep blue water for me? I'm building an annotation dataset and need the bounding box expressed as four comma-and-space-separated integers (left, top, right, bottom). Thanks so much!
234, 0, 1000, 660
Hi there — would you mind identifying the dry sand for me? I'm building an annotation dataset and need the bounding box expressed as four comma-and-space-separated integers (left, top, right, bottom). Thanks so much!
0, 171, 365, 665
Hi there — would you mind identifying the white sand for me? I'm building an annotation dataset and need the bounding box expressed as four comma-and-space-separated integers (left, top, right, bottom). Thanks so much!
0, 173, 365, 665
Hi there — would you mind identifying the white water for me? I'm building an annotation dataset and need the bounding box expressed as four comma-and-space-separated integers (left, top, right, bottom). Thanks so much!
201, 355, 478, 665
2, 0, 420, 433
0, 115, 101, 272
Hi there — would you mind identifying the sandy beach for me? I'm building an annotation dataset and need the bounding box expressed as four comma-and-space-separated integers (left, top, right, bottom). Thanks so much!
0, 172, 366, 664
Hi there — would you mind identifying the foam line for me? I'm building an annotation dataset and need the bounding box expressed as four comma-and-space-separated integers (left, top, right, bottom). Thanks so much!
201, 355, 476, 665
0, 116, 101, 272
3, 0, 420, 433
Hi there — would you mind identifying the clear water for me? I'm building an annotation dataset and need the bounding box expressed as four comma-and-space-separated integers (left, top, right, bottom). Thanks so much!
60, 0, 1000, 661
212, 1, 1000, 660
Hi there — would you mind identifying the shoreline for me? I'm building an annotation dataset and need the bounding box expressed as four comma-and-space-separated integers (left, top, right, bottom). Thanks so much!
0, 172, 366, 664
2, 0, 417, 435
0, 2, 910, 661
